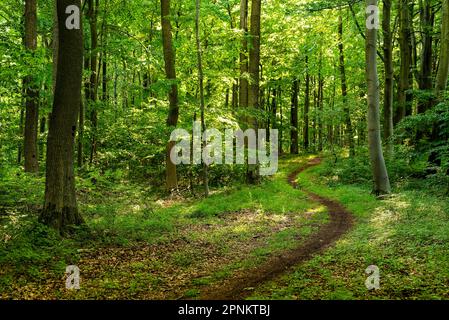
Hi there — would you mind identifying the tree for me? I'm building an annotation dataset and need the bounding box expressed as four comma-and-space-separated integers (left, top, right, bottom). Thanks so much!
382, 0, 394, 146
338, 13, 355, 157
24, 0, 39, 173
317, 52, 324, 152
304, 56, 310, 150
435, 0, 449, 95
247, 0, 261, 183
87, 0, 99, 164
395, 0, 413, 124
161, 0, 179, 191
39, 0, 84, 233
417, 0, 435, 114
430, 0, 449, 141
365, 0, 391, 195
290, 79, 299, 154
239, 0, 248, 109
195, 0, 209, 197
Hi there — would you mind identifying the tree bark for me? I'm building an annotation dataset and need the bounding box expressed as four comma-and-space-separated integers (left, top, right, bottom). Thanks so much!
318, 54, 324, 152
417, 0, 434, 114
40, 0, 84, 233
161, 0, 179, 191
382, 0, 394, 146
195, 0, 209, 197
247, 0, 261, 184
24, 0, 39, 173
435, 0, 449, 94
395, 0, 413, 123
366, 0, 391, 195
290, 79, 299, 154
304, 56, 310, 150
87, 0, 98, 164
278, 86, 283, 154
338, 14, 355, 157
79, 55, 90, 167
430, 0, 449, 141
239, 0, 248, 109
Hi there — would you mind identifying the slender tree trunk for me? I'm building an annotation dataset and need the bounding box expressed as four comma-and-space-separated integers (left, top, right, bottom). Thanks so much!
395, 0, 412, 124
318, 54, 324, 151
271, 86, 277, 134
290, 79, 299, 154
417, 0, 434, 114
435, 0, 449, 94
79, 55, 90, 167
87, 0, 98, 164
312, 79, 317, 148
18, 100, 24, 164
40, 0, 84, 233
278, 87, 283, 154
195, 0, 209, 197
382, 0, 394, 148
304, 56, 310, 150
226, 4, 239, 111
232, 82, 238, 109
161, 0, 179, 191
338, 14, 355, 157
24, 0, 39, 173
366, 0, 391, 195
430, 0, 449, 141
246, 0, 261, 184
239, 0, 248, 109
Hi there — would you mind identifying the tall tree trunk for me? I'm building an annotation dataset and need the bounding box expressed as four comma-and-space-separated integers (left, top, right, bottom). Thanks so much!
195, 0, 209, 197
161, 0, 179, 191
278, 86, 283, 154
40, 0, 84, 233
226, 3, 239, 111
417, 0, 434, 114
18, 100, 24, 164
435, 0, 449, 94
79, 55, 90, 167
87, 0, 98, 164
312, 78, 317, 148
246, 0, 261, 184
290, 79, 299, 154
304, 56, 310, 150
318, 54, 324, 152
239, 0, 248, 109
430, 0, 449, 141
395, 0, 413, 123
382, 0, 394, 147
338, 14, 355, 157
271, 86, 277, 133
24, 0, 39, 173
366, 0, 391, 195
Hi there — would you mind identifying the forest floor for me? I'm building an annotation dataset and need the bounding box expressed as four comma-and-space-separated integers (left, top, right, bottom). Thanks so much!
0, 155, 448, 299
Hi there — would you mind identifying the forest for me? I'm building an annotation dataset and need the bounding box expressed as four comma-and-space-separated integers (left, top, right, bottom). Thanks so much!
0, 0, 448, 301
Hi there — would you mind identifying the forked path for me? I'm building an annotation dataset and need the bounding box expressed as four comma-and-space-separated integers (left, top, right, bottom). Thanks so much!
199, 157, 354, 300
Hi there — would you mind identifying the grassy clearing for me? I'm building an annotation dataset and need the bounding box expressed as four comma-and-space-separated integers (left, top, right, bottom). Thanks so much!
0, 157, 326, 299
250, 156, 449, 300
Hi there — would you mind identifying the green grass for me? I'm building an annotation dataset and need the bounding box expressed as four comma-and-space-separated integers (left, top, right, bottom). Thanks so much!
3, 154, 446, 300
250, 156, 449, 300
0, 156, 322, 299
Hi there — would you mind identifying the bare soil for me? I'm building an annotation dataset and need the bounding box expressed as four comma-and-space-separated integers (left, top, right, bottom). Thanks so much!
199, 157, 354, 300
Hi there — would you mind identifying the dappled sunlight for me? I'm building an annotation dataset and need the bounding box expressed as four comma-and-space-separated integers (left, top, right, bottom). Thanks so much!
367, 195, 410, 243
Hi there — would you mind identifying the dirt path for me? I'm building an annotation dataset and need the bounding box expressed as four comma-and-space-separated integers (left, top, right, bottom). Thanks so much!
199, 157, 354, 300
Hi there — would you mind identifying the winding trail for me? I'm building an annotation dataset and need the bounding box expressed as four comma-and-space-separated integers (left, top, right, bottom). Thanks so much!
199, 157, 354, 300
